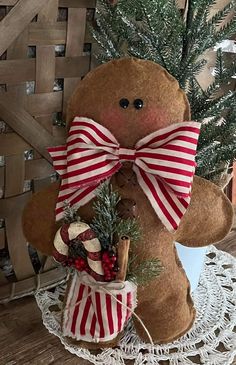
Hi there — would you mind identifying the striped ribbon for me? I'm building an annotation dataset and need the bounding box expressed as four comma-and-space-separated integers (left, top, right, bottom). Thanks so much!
48, 117, 201, 232
63, 272, 137, 343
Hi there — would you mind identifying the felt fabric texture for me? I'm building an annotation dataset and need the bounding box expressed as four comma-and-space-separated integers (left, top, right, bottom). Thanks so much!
22, 181, 94, 257
175, 176, 234, 247
66, 58, 191, 142
22, 57, 233, 345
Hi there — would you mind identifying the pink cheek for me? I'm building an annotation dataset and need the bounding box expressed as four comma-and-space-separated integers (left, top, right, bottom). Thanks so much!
100, 109, 128, 137
139, 107, 171, 130
100, 107, 171, 136
100, 108, 126, 125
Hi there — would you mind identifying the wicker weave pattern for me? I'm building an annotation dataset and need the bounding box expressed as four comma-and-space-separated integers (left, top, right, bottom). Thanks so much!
0, 0, 95, 301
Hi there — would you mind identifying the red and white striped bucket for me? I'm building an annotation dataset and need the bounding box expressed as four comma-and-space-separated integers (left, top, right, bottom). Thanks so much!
63, 272, 137, 342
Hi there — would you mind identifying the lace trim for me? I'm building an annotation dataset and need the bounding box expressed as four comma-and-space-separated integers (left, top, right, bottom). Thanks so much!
35, 245, 236, 365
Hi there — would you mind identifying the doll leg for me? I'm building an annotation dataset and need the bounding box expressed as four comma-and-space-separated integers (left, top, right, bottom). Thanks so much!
134, 272, 195, 343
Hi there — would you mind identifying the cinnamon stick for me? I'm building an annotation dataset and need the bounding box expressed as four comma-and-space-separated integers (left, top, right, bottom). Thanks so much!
116, 236, 130, 281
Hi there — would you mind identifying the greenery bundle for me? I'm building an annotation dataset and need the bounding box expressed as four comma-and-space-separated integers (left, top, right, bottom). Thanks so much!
91, 183, 162, 285
63, 183, 162, 285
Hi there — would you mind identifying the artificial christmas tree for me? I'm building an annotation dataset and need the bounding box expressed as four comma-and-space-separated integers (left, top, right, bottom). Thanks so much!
92, 0, 236, 184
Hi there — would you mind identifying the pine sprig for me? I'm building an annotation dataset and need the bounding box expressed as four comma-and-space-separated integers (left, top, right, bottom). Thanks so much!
91, 182, 141, 248
91, 182, 162, 284
127, 257, 163, 286
116, 218, 141, 243
90, 182, 121, 248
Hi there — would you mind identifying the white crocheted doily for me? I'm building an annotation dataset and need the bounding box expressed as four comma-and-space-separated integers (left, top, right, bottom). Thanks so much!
35, 246, 236, 365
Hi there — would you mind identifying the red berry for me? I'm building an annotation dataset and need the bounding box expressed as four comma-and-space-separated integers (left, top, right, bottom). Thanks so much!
102, 252, 109, 260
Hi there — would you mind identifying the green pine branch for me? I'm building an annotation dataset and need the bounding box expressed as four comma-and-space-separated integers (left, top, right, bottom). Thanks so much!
90, 182, 162, 284
116, 218, 141, 243
127, 256, 163, 285
90, 182, 121, 248
91, 182, 141, 248
92, 0, 236, 183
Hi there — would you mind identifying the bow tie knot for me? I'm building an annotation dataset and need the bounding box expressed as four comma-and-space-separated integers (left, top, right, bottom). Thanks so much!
118, 147, 136, 162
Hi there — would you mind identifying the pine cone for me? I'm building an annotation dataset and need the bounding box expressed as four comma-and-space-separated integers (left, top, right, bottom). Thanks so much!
68, 238, 87, 259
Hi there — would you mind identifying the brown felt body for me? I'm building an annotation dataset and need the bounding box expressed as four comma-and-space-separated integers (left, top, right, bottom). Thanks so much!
22, 58, 233, 345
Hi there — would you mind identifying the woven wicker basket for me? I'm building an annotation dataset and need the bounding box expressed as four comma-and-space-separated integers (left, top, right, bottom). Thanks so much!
0, 0, 96, 302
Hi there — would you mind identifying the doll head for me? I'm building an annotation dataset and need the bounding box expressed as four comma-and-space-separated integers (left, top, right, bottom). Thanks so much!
67, 58, 190, 147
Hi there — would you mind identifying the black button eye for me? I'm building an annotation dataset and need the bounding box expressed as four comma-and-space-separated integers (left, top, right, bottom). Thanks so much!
119, 98, 129, 109
133, 99, 144, 109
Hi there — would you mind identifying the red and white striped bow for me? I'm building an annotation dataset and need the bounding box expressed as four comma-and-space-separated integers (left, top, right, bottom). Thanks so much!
48, 117, 201, 232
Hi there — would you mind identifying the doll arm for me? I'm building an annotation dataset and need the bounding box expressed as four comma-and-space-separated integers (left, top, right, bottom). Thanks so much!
22, 182, 61, 256
22, 182, 94, 256
22, 181, 93, 256
174, 176, 233, 247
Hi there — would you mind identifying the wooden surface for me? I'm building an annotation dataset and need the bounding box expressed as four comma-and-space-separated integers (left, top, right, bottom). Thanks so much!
0, 232, 235, 365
